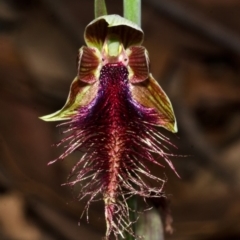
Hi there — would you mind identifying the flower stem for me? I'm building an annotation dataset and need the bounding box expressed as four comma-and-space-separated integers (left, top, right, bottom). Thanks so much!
94, 0, 107, 18
122, 196, 138, 240
129, 196, 137, 240
123, 0, 141, 27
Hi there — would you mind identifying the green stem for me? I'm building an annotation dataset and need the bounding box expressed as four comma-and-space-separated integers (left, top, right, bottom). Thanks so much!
123, 0, 141, 27
126, 196, 138, 240
94, 0, 107, 18
122, 196, 137, 240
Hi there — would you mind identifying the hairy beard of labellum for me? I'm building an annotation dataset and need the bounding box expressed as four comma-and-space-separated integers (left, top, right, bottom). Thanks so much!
56, 63, 174, 238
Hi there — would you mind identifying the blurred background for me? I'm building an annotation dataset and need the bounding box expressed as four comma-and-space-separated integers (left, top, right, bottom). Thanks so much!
0, 0, 240, 239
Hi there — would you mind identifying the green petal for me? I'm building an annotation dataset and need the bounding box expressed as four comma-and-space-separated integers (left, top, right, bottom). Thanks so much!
130, 74, 178, 133
127, 46, 149, 83
40, 77, 99, 122
78, 46, 101, 83
84, 14, 143, 50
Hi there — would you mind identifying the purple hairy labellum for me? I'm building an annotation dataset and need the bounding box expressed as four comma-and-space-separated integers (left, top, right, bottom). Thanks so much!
40, 15, 178, 239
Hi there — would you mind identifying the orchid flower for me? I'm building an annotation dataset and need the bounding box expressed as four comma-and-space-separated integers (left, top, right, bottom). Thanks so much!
41, 14, 177, 239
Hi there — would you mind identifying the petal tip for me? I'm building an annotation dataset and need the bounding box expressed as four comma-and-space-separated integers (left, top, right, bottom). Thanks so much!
173, 121, 178, 133
39, 112, 70, 122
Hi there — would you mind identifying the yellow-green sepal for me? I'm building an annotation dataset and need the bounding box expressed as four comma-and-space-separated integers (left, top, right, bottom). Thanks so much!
40, 77, 99, 122
130, 74, 177, 133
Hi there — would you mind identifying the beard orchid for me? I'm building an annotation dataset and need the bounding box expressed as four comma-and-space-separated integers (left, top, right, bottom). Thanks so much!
41, 14, 177, 239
